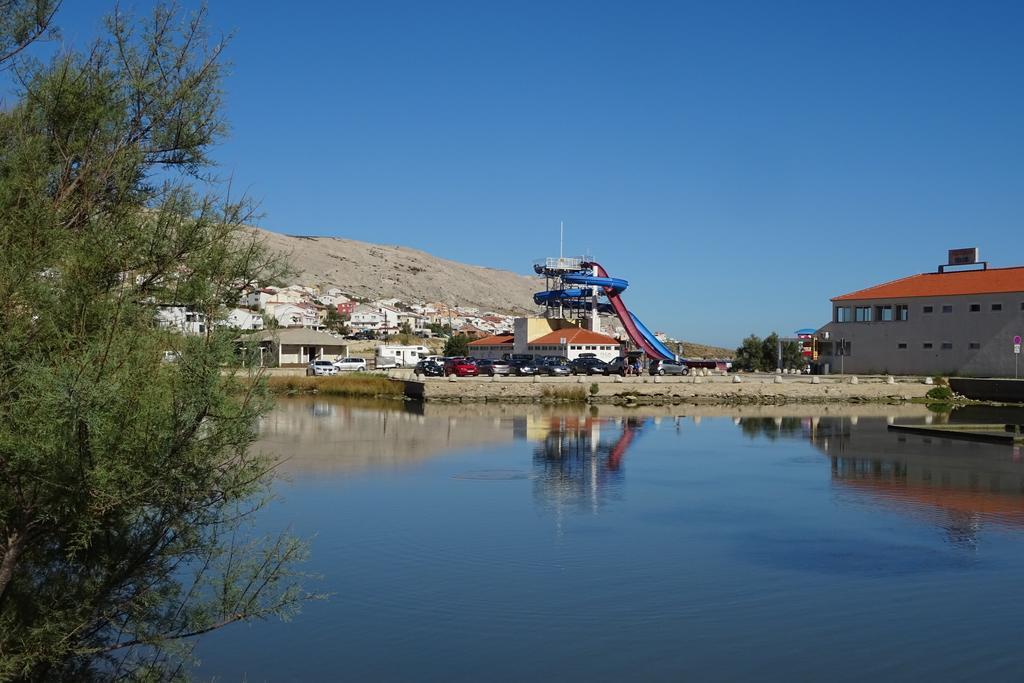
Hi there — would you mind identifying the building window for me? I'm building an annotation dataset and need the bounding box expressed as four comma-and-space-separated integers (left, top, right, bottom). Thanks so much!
941, 342, 953, 350
969, 304, 980, 312
923, 306, 933, 313
897, 343, 907, 349
969, 342, 980, 350
835, 306, 852, 323
896, 305, 909, 321
923, 342, 933, 349
854, 306, 872, 322
992, 303, 1002, 311
877, 305, 894, 321
942, 305, 953, 313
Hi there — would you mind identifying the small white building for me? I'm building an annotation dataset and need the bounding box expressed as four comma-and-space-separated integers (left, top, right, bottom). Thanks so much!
266, 302, 321, 328
155, 306, 206, 335
221, 308, 264, 331
245, 328, 348, 367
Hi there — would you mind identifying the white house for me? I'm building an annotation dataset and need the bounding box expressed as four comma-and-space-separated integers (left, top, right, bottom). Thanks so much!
155, 306, 206, 335
221, 308, 264, 331
350, 304, 386, 331
266, 302, 320, 328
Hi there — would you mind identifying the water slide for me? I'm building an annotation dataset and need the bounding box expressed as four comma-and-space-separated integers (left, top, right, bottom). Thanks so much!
533, 262, 677, 361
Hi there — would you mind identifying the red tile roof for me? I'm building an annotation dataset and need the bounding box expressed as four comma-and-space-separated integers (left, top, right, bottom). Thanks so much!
529, 328, 621, 346
833, 266, 1024, 301
467, 334, 514, 346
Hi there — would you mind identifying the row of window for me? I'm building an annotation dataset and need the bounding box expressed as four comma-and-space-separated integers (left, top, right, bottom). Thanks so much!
896, 342, 982, 350
836, 301, 1020, 322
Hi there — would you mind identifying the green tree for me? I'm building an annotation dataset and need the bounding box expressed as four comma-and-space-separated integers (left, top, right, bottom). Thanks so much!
0, 4, 313, 677
325, 308, 350, 335
734, 334, 763, 371
443, 334, 470, 357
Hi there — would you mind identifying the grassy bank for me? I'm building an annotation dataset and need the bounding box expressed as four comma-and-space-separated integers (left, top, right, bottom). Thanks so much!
539, 386, 588, 402
266, 373, 404, 398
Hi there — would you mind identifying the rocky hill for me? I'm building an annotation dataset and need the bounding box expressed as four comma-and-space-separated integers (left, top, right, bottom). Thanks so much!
252, 228, 539, 313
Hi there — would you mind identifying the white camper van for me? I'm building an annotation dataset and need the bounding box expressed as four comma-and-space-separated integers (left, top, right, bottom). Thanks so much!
375, 345, 430, 369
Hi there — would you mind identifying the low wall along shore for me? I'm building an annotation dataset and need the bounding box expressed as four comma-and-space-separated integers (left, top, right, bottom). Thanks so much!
401, 373, 933, 405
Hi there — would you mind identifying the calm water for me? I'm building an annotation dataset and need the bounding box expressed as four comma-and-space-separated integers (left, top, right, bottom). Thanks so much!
196, 399, 1024, 681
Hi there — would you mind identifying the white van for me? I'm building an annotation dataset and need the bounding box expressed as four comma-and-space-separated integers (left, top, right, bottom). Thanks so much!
375, 345, 430, 369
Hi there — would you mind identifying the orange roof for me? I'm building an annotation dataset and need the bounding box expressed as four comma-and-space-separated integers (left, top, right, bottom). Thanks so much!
529, 328, 621, 346
467, 334, 514, 346
833, 266, 1024, 301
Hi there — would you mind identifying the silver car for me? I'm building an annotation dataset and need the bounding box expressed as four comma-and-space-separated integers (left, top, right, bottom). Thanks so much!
307, 360, 338, 376
475, 358, 511, 376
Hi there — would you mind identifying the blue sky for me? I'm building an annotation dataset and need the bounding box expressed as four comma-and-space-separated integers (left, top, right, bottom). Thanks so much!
24, 1, 1024, 346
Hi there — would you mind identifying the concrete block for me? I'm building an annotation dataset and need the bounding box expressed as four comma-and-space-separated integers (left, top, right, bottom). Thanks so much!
811, 376, 820, 384
924, 377, 934, 385
849, 376, 859, 384
614, 376, 623, 383
732, 375, 742, 383
448, 374, 457, 382
774, 375, 783, 384
886, 376, 896, 384
653, 376, 661, 384
775, 368, 782, 374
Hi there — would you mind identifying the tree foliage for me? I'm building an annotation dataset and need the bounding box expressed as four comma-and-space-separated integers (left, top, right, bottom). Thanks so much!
0, 4, 313, 678
734, 332, 804, 371
443, 334, 470, 357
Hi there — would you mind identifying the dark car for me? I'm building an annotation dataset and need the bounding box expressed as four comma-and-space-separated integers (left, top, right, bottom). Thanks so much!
604, 357, 630, 376
475, 358, 511, 376
570, 357, 608, 375
507, 358, 537, 376
413, 360, 444, 377
536, 357, 572, 376
443, 357, 479, 377
649, 359, 689, 376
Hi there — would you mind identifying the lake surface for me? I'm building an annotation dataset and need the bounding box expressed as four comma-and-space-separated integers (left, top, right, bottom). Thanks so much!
196, 399, 1024, 681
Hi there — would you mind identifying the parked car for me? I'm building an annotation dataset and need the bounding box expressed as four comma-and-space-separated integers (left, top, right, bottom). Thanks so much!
536, 357, 572, 376
413, 360, 444, 377
347, 330, 376, 341
649, 359, 689, 376
570, 357, 608, 375
443, 357, 479, 377
604, 357, 630, 376
507, 358, 537, 376
333, 357, 367, 372
307, 359, 338, 376
475, 358, 511, 376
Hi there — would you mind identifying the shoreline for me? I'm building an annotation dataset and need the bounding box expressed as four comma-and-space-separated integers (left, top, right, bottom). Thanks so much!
399, 373, 934, 405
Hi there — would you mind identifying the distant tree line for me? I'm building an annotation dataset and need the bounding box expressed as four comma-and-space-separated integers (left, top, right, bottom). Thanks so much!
733, 333, 805, 371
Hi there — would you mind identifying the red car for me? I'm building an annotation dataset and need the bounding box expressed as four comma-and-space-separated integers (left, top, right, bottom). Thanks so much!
443, 357, 479, 377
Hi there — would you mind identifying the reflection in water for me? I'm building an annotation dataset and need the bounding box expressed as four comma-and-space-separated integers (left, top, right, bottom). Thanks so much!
805, 410, 1024, 549
737, 416, 806, 440
530, 416, 646, 515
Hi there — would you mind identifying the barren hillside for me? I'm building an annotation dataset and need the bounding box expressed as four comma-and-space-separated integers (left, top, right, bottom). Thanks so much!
252, 228, 539, 313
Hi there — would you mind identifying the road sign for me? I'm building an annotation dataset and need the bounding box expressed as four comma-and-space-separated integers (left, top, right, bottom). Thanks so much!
1015, 335, 1022, 345
1016, 344, 1022, 355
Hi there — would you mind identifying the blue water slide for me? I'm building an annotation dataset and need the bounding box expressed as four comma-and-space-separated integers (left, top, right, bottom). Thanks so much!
558, 270, 678, 361
532, 288, 592, 305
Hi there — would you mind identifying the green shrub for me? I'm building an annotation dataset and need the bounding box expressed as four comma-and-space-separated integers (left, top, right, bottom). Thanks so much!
589, 383, 599, 396
925, 385, 954, 402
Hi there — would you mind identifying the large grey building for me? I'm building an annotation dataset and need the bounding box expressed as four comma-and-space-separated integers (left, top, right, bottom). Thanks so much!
816, 263, 1024, 377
